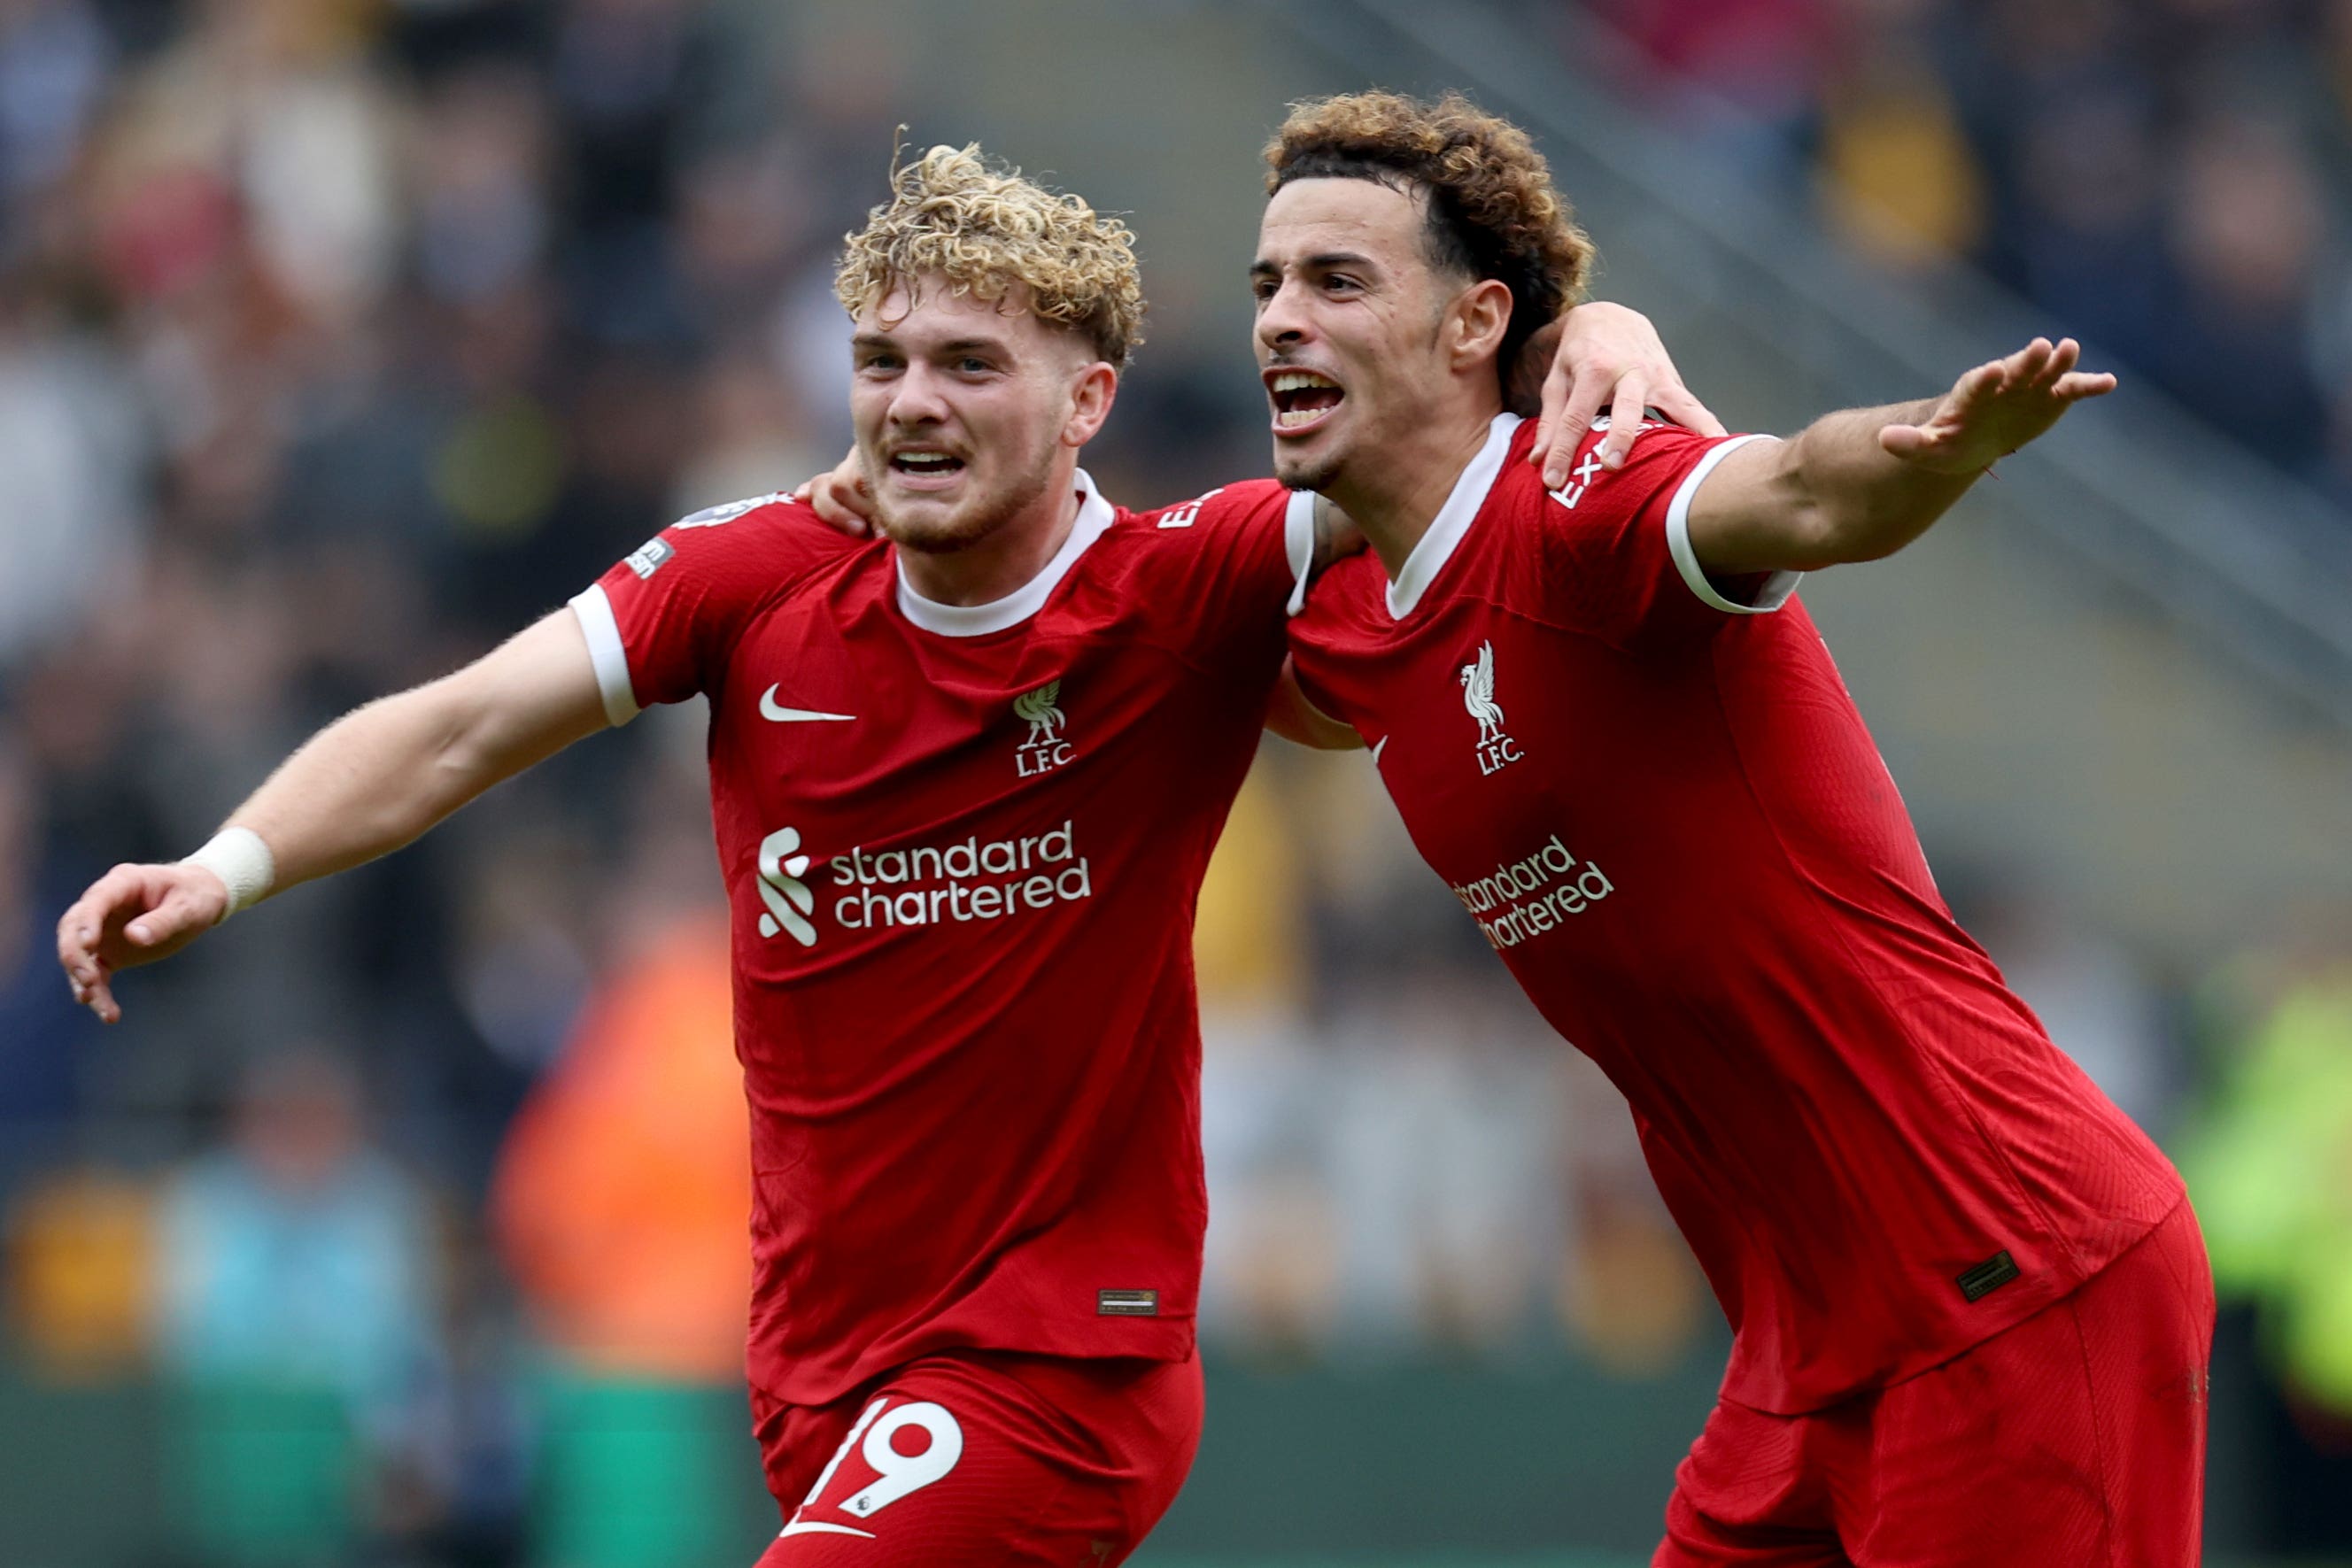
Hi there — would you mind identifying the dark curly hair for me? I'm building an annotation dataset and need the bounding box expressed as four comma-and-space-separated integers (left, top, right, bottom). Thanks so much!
1265, 91, 1592, 390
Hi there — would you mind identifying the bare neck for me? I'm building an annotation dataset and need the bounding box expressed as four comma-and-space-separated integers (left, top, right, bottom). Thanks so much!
896, 472, 1084, 609
1320, 394, 1504, 583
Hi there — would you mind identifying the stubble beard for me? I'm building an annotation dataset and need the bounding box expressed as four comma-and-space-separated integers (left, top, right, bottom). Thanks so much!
874, 442, 1058, 557
1274, 436, 1348, 497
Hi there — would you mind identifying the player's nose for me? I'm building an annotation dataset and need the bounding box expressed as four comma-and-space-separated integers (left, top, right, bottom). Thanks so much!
887, 360, 955, 423
1257, 277, 1314, 352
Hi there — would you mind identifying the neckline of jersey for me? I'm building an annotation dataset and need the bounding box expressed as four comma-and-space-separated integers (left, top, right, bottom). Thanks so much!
894, 468, 1116, 637
1384, 413, 1521, 621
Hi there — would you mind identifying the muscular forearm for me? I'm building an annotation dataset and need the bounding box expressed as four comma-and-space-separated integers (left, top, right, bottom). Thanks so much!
224, 684, 499, 892
1781, 398, 1978, 567
63, 611, 607, 1022
220, 612, 608, 896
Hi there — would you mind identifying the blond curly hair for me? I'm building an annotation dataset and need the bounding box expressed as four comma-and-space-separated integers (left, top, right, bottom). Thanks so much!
1265, 92, 1592, 381
834, 143, 1146, 369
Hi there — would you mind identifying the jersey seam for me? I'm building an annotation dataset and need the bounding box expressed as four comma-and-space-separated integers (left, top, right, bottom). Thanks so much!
2064, 1289, 2122, 1566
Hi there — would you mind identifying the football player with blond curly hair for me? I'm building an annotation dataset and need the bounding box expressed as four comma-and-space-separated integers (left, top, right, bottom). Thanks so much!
58, 133, 1710, 1565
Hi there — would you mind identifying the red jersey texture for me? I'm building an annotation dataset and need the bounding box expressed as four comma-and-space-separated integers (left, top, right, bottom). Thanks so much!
1285, 413, 2186, 1414
569, 474, 1309, 1409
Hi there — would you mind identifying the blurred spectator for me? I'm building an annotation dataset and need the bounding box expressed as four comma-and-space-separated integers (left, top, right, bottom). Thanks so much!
2182, 923, 2352, 1548
492, 868, 752, 1568
1573, 0, 2352, 485
151, 1046, 444, 1567
0, 297, 142, 665
1589, 0, 1836, 184
1814, 29, 1985, 268
1321, 974, 1563, 1356
0, 735, 94, 1188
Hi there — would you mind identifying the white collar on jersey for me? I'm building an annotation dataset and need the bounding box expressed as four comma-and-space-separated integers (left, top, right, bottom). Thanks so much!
1384, 412, 1521, 621
894, 467, 1118, 637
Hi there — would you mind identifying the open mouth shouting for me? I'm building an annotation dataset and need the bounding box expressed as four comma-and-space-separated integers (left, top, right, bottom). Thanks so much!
1265, 367, 1345, 436
886, 444, 968, 490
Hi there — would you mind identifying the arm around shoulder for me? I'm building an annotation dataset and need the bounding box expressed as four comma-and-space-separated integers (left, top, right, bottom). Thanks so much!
1264, 659, 1364, 750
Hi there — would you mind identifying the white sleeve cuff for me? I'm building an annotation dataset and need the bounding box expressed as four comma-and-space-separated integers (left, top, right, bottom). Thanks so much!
1283, 489, 1317, 617
568, 584, 641, 727
1664, 435, 1801, 615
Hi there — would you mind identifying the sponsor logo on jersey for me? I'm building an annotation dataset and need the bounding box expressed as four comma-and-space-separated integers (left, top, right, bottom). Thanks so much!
1451, 832, 1614, 951
748, 821, 1098, 944
675, 491, 781, 529
624, 537, 675, 578
755, 827, 818, 946
1013, 679, 1072, 776
1458, 641, 1522, 776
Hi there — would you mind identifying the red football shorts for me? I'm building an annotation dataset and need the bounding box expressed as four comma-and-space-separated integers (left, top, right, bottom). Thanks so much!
1659, 1199, 2214, 1567
747, 1348, 1203, 1566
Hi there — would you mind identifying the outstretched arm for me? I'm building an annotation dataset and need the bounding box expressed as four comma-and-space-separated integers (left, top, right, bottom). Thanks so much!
57, 609, 610, 1022
1687, 336, 2116, 576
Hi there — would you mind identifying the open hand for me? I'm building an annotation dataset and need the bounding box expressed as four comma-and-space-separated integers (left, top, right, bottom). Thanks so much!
56, 862, 229, 1023
793, 448, 877, 537
1522, 301, 1728, 490
1880, 337, 2116, 475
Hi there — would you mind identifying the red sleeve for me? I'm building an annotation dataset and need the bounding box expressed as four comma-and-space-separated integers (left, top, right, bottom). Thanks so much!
1529, 422, 1797, 648
1125, 478, 1312, 669
567, 493, 855, 723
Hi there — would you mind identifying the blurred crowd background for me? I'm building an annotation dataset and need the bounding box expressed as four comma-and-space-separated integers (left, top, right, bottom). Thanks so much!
0, 0, 2348, 1564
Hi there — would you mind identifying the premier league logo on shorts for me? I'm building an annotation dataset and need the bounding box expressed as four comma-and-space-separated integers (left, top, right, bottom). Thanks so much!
1013, 680, 1072, 777
1459, 641, 1522, 776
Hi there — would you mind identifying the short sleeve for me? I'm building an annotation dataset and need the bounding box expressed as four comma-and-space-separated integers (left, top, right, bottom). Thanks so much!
1127, 478, 1311, 671
1531, 421, 1797, 647
567, 493, 855, 725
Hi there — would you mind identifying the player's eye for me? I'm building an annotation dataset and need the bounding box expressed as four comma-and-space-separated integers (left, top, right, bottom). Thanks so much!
1250, 276, 1279, 304
953, 357, 993, 375
1322, 274, 1360, 294
856, 352, 901, 374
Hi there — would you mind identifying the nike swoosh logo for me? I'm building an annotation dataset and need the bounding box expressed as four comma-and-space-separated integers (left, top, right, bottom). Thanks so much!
779, 1520, 875, 1540
761, 685, 856, 722
1370, 736, 1388, 764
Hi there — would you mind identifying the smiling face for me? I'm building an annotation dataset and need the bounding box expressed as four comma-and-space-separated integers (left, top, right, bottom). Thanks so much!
849, 276, 1116, 556
1252, 176, 1510, 496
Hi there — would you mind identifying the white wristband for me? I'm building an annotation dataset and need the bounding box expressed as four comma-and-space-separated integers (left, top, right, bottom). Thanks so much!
182, 827, 276, 920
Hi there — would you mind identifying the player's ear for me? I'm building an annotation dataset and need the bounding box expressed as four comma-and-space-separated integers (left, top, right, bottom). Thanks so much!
1062, 359, 1118, 448
1449, 278, 1513, 374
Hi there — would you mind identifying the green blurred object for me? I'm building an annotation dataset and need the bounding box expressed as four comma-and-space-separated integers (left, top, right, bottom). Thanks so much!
164, 1379, 356, 1567
2182, 973, 2352, 1412
530, 1369, 763, 1568
1147, 1349, 1723, 1560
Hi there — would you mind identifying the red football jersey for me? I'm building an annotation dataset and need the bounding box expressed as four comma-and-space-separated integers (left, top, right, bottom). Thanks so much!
569, 473, 1310, 1407
1285, 414, 2185, 1413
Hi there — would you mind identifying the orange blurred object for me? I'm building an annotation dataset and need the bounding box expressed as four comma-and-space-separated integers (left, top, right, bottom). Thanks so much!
5, 1168, 156, 1379
493, 912, 753, 1381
